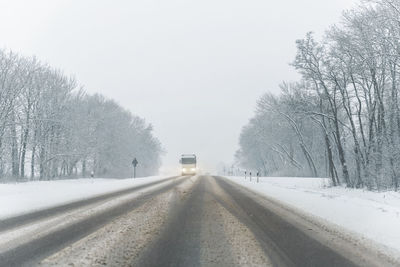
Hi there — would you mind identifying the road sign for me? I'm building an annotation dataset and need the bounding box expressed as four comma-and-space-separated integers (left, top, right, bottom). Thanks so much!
132, 158, 138, 167
132, 158, 138, 178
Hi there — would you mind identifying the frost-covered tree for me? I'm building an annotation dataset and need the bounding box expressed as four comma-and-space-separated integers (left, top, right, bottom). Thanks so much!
0, 49, 163, 181
237, 0, 400, 190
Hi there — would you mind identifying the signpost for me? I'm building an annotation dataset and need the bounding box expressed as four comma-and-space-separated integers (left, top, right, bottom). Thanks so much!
132, 158, 138, 178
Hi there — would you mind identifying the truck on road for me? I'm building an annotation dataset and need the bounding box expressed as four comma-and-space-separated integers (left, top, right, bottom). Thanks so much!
180, 154, 197, 175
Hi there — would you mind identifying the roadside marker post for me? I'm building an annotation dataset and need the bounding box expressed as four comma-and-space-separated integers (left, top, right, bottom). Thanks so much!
257, 171, 259, 183
245, 171, 247, 180
250, 171, 252, 182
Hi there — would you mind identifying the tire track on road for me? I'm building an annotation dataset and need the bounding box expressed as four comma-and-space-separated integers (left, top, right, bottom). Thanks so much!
0, 176, 180, 233
213, 176, 362, 267
0, 176, 188, 267
136, 176, 272, 267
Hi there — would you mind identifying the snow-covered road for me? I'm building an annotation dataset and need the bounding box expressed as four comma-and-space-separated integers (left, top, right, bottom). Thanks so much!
0, 175, 398, 267
225, 176, 400, 257
0, 176, 184, 266
0, 176, 168, 220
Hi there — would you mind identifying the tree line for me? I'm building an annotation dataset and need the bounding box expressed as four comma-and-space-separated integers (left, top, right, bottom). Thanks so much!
0, 49, 163, 181
236, 0, 400, 190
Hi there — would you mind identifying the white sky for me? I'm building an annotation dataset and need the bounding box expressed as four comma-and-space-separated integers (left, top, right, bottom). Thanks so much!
0, 0, 357, 174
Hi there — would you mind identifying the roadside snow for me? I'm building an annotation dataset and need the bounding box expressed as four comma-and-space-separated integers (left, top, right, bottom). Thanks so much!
225, 176, 400, 253
0, 176, 167, 220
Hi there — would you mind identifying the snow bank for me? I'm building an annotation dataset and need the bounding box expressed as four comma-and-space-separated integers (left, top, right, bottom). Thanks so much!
0, 176, 167, 219
225, 176, 400, 253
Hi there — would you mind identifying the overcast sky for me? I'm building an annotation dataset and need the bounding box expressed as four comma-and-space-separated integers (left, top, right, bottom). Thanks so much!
0, 0, 357, 174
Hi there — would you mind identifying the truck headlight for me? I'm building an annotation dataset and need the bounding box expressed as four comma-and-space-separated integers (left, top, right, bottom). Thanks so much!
182, 168, 186, 172
191, 168, 196, 171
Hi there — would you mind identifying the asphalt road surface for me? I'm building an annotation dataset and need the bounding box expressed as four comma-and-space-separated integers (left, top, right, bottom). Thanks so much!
0, 175, 396, 267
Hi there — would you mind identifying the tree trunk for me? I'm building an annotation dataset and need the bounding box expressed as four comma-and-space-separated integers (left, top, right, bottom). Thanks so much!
10, 111, 19, 179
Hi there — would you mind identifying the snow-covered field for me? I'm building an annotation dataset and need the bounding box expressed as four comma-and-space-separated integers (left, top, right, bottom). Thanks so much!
0, 176, 167, 220
225, 176, 400, 254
